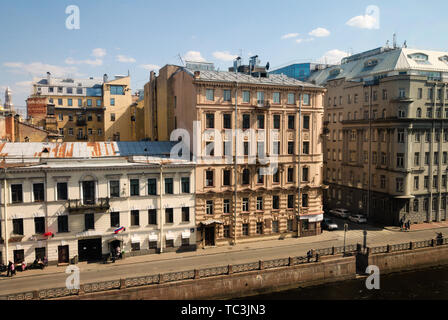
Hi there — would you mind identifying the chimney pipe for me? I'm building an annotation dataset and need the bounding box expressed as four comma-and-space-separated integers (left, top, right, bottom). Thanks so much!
47, 72, 51, 85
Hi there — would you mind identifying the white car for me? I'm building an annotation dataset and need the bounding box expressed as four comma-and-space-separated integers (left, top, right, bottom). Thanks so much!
349, 214, 367, 224
329, 209, 351, 218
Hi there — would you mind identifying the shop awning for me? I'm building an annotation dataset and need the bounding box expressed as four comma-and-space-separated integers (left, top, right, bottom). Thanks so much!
182, 230, 191, 239
166, 232, 175, 240
149, 234, 158, 242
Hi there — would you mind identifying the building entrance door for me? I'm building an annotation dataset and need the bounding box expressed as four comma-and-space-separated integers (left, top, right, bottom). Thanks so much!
204, 226, 215, 246
78, 238, 102, 262
58, 245, 69, 264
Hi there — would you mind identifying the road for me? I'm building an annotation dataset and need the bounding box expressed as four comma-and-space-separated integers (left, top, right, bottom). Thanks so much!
0, 216, 446, 296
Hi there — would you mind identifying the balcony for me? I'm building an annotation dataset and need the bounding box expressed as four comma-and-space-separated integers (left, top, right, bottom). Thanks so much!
256, 100, 270, 108
68, 197, 110, 213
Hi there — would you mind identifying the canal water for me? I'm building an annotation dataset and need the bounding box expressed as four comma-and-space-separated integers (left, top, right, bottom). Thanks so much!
245, 265, 448, 300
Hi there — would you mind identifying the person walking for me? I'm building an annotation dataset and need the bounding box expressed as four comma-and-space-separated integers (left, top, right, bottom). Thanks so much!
6, 261, 12, 277
399, 219, 404, 231
10, 262, 15, 276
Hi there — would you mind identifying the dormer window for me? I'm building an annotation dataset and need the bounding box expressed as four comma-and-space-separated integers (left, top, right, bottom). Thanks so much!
408, 53, 431, 65
364, 59, 378, 68
439, 56, 448, 64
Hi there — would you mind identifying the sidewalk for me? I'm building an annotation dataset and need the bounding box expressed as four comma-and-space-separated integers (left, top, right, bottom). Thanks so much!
0, 232, 340, 280
384, 221, 448, 232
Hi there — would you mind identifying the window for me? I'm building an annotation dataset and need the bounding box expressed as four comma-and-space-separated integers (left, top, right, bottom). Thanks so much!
223, 199, 231, 214
206, 171, 214, 187
131, 242, 140, 251
181, 177, 190, 193
148, 210, 157, 225
68, 98, 73, 106
303, 115, 310, 129
131, 210, 140, 226
288, 115, 295, 129
57, 182, 68, 200
273, 92, 280, 104
223, 114, 231, 129
287, 167, 294, 183
58, 99, 63, 106
425, 152, 430, 165
257, 91, 264, 104
110, 85, 125, 95
256, 197, 263, 211
110, 113, 116, 121
130, 179, 139, 196
272, 195, 280, 210
242, 169, 250, 185
288, 195, 294, 209
418, 88, 423, 99
97, 129, 102, 136
287, 93, 295, 104
272, 221, 279, 233
242, 114, 250, 129
256, 222, 263, 235
223, 225, 231, 238
257, 114, 265, 129
85, 213, 95, 230
58, 215, 69, 233
97, 114, 102, 122
380, 175, 386, 189
288, 141, 294, 155
180, 207, 189, 222
273, 141, 280, 155
110, 212, 120, 228
11, 184, 23, 203
242, 223, 249, 236
87, 99, 92, 107
287, 219, 294, 232
206, 113, 214, 128
414, 176, 419, 190
257, 168, 264, 184
223, 89, 231, 102
223, 170, 231, 186
13, 219, 24, 235
165, 208, 174, 223
243, 91, 250, 103
303, 93, 310, 105
302, 167, 309, 181
397, 153, 404, 168
427, 108, 433, 118
273, 170, 280, 183
302, 194, 309, 207
414, 153, 420, 166
303, 141, 310, 154
413, 199, 419, 212
397, 130, 405, 143
206, 89, 214, 101
110, 98, 115, 106
33, 217, 45, 234
96, 100, 101, 107
399, 88, 406, 98
165, 178, 174, 194
242, 198, 249, 212
273, 115, 280, 129
396, 178, 404, 192
206, 200, 214, 215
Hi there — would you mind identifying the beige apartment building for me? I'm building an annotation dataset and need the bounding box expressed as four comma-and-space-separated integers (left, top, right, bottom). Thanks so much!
145, 58, 326, 246
27, 73, 134, 142
309, 45, 448, 226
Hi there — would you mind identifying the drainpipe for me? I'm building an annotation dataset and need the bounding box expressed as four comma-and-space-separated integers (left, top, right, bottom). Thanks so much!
3, 168, 8, 265
233, 81, 238, 246
297, 85, 303, 238
159, 164, 164, 253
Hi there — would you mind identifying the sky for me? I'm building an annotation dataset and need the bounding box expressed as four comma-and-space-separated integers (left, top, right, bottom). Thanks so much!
1, 0, 448, 113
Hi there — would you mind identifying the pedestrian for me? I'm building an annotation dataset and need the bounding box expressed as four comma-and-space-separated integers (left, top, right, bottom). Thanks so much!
408, 221, 411, 231
399, 219, 404, 231
11, 262, 15, 276
6, 261, 12, 277
307, 250, 313, 263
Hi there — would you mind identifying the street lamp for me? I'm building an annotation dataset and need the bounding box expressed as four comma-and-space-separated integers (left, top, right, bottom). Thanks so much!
343, 223, 348, 256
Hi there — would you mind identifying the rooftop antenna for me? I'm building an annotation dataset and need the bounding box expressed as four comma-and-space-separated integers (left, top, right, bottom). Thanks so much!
403, 40, 407, 48
393, 33, 397, 49
178, 54, 185, 66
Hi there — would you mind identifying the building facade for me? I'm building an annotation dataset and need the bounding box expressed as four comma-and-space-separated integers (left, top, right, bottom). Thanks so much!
309, 46, 448, 225
0, 142, 196, 265
270, 63, 332, 82
27, 73, 134, 142
146, 58, 326, 247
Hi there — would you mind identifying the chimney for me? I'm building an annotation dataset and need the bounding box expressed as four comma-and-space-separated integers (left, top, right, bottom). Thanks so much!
150, 71, 155, 82
194, 71, 200, 79
47, 72, 51, 85
103, 74, 108, 83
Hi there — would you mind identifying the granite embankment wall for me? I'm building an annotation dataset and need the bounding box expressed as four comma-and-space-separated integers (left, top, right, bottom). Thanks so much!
60, 255, 356, 300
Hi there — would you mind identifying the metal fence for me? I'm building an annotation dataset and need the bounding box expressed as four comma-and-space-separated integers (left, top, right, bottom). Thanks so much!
2, 236, 447, 300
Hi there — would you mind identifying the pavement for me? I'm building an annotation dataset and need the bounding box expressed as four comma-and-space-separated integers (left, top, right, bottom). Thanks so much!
0, 216, 447, 296
384, 220, 448, 232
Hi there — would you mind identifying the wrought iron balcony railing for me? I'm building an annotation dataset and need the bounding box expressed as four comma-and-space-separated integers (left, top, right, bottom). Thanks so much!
68, 197, 110, 213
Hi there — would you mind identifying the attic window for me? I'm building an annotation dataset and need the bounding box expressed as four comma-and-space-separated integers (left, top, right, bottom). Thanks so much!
42, 148, 50, 153
408, 53, 431, 65
439, 56, 448, 64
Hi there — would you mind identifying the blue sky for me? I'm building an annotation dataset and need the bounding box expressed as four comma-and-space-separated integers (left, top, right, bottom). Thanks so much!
1, 0, 448, 111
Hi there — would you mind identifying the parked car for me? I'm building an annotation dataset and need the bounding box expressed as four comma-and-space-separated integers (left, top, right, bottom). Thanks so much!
329, 208, 351, 219
321, 218, 338, 231
349, 214, 367, 224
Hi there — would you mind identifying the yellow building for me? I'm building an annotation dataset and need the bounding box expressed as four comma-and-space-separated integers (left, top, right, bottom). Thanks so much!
27, 73, 134, 142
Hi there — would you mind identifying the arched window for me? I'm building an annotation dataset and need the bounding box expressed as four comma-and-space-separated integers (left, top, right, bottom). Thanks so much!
416, 108, 422, 118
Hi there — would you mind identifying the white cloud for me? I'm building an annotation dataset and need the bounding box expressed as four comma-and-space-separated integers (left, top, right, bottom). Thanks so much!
319, 49, 349, 65
65, 57, 103, 66
140, 64, 161, 71
116, 55, 136, 63
309, 27, 330, 37
296, 38, 314, 44
212, 51, 238, 62
92, 48, 107, 58
281, 33, 299, 39
346, 15, 378, 29
184, 51, 206, 62
3, 61, 80, 77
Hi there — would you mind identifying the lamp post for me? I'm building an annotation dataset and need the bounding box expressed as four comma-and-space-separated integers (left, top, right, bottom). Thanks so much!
343, 223, 348, 256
